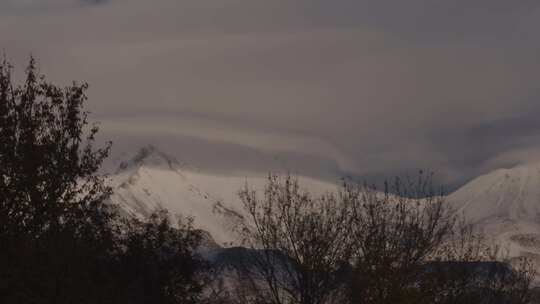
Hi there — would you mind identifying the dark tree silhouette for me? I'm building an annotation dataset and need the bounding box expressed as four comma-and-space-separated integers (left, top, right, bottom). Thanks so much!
0, 57, 206, 304
115, 210, 207, 304
0, 57, 116, 303
347, 177, 534, 304
347, 176, 454, 303
0, 56, 113, 240
233, 175, 354, 304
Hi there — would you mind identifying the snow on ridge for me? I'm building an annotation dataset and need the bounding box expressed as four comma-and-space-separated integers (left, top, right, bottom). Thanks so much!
114, 144, 190, 174
108, 145, 339, 246
448, 163, 540, 223
108, 145, 540, 269
447, 162, 540, 262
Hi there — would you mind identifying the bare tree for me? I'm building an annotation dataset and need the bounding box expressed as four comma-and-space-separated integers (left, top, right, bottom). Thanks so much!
419, 219, 535, 304
235, 174, 355, 304
231, 173, 534, 304
348, 175, 455, 303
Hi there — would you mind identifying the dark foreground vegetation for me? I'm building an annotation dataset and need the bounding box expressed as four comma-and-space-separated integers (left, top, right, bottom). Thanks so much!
0, 58, 536, 303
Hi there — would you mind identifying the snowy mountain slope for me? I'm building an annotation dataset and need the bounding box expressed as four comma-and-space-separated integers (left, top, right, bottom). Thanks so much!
448, 163, 540, 260
108, 145, 339, 246
109, 145, 540, 264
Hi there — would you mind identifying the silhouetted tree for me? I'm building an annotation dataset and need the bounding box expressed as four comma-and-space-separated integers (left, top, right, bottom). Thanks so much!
347, 176, 534, 304
0, 57, 207, 304
232, 175, 356, 304
115, 210, 207, 304
347, 176, 453, 303
0, 56, 116, 303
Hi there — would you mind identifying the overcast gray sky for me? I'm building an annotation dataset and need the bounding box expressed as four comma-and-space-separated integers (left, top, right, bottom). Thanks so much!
2, 0, 540, 189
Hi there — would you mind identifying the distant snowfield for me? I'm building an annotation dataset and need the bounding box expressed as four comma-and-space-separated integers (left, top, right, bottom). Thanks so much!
109, 145, 340, 246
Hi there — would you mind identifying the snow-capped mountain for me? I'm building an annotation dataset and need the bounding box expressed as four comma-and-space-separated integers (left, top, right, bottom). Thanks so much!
108, 145, 339, 246
110, 145, 540, 263
448, 163, 540, 261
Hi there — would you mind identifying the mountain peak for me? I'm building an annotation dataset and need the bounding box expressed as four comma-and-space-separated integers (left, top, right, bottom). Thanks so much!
116, 145, 181, 173
448, 163, 540, 264
449, 162, 540, 223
